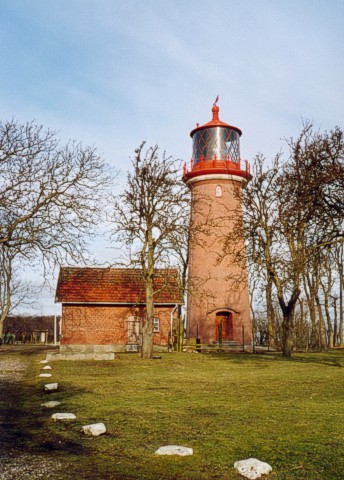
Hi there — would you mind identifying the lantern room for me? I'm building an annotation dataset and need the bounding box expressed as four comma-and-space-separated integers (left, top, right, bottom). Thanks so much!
191, 124, 241, 164
183, 101, 251, 182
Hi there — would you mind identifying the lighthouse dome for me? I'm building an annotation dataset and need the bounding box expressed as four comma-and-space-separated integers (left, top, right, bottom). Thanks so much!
190, 103, 242, 164
183, 101, 251, 182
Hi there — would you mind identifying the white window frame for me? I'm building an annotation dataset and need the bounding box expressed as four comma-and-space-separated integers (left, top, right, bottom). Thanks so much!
215, 185, 223, 197
153, 317, 160, 333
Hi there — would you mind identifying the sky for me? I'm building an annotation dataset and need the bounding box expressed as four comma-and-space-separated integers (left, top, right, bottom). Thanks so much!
1, 0, 343, 315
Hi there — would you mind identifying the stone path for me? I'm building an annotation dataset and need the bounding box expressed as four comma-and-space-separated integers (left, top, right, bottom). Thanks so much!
0, 347, 65, 479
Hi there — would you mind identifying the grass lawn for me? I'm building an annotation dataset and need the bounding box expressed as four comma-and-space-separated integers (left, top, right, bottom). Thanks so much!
6, 349, 344, 479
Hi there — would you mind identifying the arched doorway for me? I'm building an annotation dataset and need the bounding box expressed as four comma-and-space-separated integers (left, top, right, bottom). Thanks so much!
215, 311, 233, 344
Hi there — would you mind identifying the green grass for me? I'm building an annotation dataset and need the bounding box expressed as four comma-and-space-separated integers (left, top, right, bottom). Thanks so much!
4, 349, 344, 479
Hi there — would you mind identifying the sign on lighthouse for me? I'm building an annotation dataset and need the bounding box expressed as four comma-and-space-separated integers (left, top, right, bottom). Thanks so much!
183, 99, 252, 347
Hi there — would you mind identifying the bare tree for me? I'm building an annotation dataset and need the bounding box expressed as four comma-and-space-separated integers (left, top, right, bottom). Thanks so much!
333, 242, 344, 346
0, 119, 113, 335
110, 142, 190, 358
319, 249, 335, 349
286, 124, 344, 244
0, 246, 37, 335
223, 123, 344, 357
0, 247, 14, 330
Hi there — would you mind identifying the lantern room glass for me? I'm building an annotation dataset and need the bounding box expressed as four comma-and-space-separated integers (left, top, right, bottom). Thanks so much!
192, 126, 240, 164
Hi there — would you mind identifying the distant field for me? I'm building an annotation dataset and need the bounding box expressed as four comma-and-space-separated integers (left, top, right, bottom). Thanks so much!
2, 348, 344, 479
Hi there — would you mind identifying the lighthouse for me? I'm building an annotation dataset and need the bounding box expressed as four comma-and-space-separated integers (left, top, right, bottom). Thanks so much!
183, 100, 252, 347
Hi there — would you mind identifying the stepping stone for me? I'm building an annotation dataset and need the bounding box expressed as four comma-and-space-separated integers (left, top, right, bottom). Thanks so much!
155, 445, 193, 456
44, 383, 58, 391
52, 413, 77, 421
82, 423, 106, 436
234, 458, 272, 479
39, 373, 52, 378
42, 365, 52, 370
41, 401, 61, 408
40, 360, 48, 364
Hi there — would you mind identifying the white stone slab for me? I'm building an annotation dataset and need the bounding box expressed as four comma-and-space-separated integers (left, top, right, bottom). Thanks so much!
155, 445, 193, 456
41, 401, 61, 408
82, 423, 106, 436
44, 383, 58, 391
42, 365, 52, 370
39, 373, 52, 378
47, 352, 115, 361
234, 458, 272, 479
40, 359, 48, 364
52, 413, 77, 421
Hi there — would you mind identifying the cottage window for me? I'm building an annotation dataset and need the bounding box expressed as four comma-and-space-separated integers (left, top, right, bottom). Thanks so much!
153, 317, 160, 333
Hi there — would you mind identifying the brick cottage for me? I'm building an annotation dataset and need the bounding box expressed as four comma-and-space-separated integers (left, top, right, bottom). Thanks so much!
54, 267, 183, 359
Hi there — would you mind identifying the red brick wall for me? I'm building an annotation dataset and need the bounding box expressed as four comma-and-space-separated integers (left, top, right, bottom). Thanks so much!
60, 304, 173, 346
187, 176, 251, 345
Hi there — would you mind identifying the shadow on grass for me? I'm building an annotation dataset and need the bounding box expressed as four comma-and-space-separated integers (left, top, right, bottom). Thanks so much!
0, 376, 89, 456
203, 350, 344, 368
0, 344, 59, 356
282, 351, 344, 368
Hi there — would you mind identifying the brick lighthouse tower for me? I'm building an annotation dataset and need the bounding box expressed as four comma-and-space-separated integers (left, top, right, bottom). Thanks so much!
183, 99, 252, 347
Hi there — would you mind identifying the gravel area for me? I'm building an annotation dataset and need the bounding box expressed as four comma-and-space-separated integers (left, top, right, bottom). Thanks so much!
0, 347, 66, 480
0, 356, 27, 381
0, 450, 63, 480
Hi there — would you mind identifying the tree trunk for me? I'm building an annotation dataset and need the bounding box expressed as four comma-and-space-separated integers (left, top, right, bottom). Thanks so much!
266, 277, 276, 349
322, 291, 333, 349
0, 314, 6, 338
0, 252, 13, 338
141, 275, 154, 359
0, 297, 11, 337
315, 294, 327, 351
333, 297, 338, 347
0, 271, 12, 338
178, 316, 184, 352
281, 310, 294, 358
278, 288, 300, 358
141, 230, 155, 359
319, 252, 334, 350
298, 298, 309, 351
303, 273, 317, 348
339, 276, 343, 347
250, 296, 256, 353
337, 243, 343, 346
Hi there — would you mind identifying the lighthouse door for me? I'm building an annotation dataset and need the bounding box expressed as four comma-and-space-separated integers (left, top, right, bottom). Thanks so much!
216, 312, 233, 344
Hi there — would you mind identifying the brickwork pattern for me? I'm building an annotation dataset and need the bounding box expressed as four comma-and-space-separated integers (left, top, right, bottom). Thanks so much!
60, 304, 172, 346
187, 177, 251, 345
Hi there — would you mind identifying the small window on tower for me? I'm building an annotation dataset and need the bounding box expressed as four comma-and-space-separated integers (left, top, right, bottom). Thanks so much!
215, 185, 223, 197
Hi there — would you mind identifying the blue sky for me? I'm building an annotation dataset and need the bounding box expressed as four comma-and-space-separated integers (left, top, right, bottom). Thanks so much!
1, 0, 343, 314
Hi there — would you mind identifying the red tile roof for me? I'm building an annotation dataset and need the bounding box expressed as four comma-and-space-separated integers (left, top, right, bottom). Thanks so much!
55, 267, 183, 305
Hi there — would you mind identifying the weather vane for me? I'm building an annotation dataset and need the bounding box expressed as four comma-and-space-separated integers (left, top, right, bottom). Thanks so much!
213, 95, 219, 106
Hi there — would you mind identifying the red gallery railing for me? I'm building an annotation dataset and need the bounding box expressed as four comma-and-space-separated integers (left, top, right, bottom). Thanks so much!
183, 157, 251, 177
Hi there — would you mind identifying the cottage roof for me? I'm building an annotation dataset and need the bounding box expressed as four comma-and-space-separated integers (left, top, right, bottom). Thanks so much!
55, 267, 183, 305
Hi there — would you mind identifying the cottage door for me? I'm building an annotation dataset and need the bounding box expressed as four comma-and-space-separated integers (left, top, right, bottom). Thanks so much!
127, 316, 142, 347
